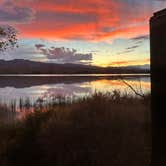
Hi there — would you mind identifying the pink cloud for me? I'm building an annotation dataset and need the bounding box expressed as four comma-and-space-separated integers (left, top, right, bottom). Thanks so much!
1, 0, 165, 41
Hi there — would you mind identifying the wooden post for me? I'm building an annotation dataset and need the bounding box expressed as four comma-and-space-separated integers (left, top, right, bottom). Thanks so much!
150, 8, 166, 165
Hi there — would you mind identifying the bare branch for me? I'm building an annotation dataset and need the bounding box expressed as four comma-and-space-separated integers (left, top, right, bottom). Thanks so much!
119, 76, 145, 98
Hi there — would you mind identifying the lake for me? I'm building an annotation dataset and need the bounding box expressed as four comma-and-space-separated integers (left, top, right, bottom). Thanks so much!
0, 74, 150, 105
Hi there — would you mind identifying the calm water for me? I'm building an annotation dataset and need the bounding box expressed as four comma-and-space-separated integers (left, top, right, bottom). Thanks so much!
0, 74, 150, 104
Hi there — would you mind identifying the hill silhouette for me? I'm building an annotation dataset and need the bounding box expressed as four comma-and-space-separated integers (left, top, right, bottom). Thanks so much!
0, 59, 150, 74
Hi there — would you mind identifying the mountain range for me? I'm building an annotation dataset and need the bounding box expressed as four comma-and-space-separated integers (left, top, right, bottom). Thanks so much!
0, 59, 150, 74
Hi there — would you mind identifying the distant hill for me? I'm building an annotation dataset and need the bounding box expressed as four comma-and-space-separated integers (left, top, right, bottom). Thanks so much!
125, 64, 150, 70
0, 59, 150, 74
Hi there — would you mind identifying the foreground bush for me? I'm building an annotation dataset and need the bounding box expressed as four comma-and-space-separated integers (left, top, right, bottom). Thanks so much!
0, 92, 151, 166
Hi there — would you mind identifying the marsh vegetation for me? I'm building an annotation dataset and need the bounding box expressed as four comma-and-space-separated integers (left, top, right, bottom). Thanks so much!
0, 91, 151, 166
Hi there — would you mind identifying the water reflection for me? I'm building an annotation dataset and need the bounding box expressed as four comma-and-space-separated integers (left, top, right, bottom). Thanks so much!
41, 84, 92, 99
0, 75, 150, 104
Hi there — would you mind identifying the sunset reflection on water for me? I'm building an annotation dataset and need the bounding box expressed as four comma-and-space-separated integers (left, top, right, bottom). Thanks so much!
0, 76, 150, 104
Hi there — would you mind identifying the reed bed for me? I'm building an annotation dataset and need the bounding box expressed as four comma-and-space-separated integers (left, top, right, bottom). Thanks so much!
0, 91, 151, 166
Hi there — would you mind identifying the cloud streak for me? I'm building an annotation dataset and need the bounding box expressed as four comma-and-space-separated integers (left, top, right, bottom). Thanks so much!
117, 34, 150, 55
131, 35, 149, 41
126, 45, 139, 50
117, 44, 140, 55
109, 58, 150, 66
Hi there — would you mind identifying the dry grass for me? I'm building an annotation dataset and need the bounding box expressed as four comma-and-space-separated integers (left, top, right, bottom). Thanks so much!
0, 91, 151, 166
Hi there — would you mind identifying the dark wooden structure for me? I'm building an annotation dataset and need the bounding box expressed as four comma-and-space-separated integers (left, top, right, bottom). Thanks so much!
150, 8, 166, 165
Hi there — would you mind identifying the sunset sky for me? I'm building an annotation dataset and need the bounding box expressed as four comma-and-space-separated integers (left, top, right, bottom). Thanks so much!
0, 0, 166, 67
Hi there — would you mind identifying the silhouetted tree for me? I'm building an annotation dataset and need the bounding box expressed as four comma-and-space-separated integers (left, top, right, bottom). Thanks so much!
0, 25, 18, 52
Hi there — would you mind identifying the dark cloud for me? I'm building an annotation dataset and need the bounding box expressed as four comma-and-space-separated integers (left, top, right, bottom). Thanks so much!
37, 11, 97, 24
35, 44, 92, 64
35, 44, 45, 49
101, 27, 116, 33
0, 1, 35, 23
131, 35, 149, 41
126, 45, 139, 50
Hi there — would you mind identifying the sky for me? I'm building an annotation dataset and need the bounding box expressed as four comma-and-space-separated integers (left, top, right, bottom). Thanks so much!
0, 0, 166, 67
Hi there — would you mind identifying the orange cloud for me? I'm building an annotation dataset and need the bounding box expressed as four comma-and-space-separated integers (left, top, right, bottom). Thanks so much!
1, 0, 158, 41
108, 58, 150, 67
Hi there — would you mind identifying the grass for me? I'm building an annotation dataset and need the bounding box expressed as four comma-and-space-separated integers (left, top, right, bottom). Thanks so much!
0, 100, 17, 124
0, 91, 151, 166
